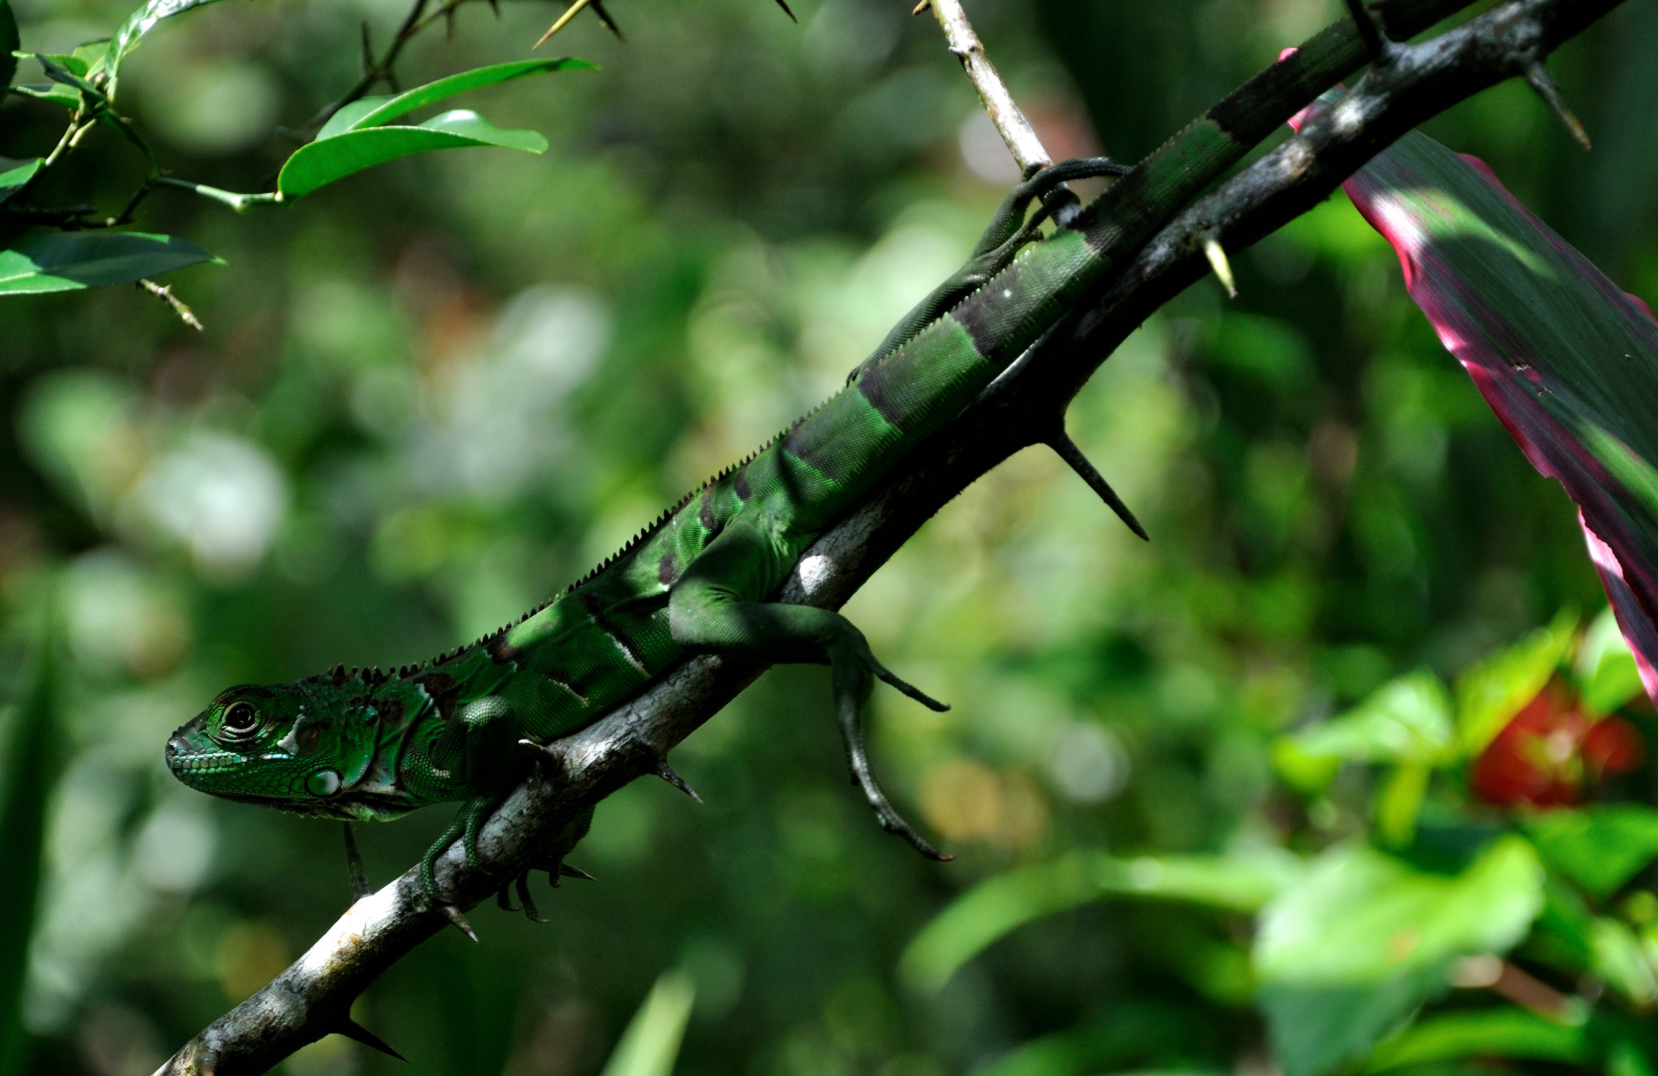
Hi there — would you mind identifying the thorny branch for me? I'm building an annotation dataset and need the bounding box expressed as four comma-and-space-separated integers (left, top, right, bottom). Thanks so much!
155, 0, 1627, 1071
921, 0, 1052, 176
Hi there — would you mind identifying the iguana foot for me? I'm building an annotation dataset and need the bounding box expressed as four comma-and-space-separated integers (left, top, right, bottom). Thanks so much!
417, 792, 504, 914
829, 633, 954, 862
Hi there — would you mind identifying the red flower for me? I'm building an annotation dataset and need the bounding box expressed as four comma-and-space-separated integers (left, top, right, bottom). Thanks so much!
1471, 681, 1645, 808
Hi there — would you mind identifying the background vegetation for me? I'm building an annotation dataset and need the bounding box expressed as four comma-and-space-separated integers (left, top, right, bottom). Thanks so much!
3, 0, 1658, 1074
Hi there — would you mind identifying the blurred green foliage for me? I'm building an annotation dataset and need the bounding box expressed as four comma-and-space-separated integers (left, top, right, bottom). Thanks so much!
2, 0, 1658, 1074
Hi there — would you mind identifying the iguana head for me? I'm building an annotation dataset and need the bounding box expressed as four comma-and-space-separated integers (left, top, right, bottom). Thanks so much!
167, 675, 424, 821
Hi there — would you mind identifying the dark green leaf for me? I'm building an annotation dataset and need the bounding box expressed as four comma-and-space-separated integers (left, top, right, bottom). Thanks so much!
901, 849, 1303, 994
0, 158, 41, 206
1527, 805, 1658, 899
1364, 1008, 1590, 1071
0, 232, 222, 294
1259, 965, 1449, 1076
277, 110, 549, 200
0, 0, 19, 89
348, 58, 594, 131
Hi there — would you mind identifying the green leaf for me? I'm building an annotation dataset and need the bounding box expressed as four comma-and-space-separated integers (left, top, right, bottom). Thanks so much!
105, 0, 231, 87
1578, 606, 1645, 716
0, 158, 41, 206
315, 95, 392, 141
901, 849, 1304, 994
598, 971, 695, 1076
0, 232, 221, 294
348, 58, 594, 131
1363, 1008, 1590, 1071
1454, 610, 1577, 756
1286, 671, 1453, 765
1374, 762, 1431, 849
1589, 916, 1658, 1005
0, 0, 20, 89
36, 52, 88, 77
1526, 805, 1658, 899
1254, 836, 1544, 986
1259, 964, 1450, 1076
277, 110, 549, 199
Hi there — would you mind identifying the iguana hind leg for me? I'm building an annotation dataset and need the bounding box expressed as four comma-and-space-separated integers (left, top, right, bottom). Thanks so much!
669, 520, 951, 859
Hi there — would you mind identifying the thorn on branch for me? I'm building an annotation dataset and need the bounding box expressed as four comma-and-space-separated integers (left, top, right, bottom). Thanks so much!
1202, 235, 1237, 299
589, 0, 625, 41
137, 279, 204, 331
655, 757, 704, 802
1046, 430, 1149, 541
557, 861, 597, 882
773, 0, 797, 22
1343, 0, 1392, 61
438, 903, 479, 942
1524, 59, 1591, 151
337, 1017, 407, 1062
912, 0, 929, 13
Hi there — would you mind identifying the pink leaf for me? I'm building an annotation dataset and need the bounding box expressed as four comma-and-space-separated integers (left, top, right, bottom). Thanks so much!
1288, 86, 1658, 707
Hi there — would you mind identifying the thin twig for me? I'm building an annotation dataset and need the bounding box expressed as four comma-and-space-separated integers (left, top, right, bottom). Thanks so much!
926, 0, 1050, 176
138, 279, 204, 331
152, 0, 1619, 1071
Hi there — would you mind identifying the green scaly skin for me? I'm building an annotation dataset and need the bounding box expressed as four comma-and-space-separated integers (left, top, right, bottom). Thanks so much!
165, 6, 1441, 909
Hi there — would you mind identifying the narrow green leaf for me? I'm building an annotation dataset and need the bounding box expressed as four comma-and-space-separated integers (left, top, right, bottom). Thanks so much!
349, 58, 594, 131
1254, 836, 1544, 986
1363, 1008, 1590, 1071
0, 232, 221, 294
315, 96, 392, 141
0, 158, 41, 207
36, 52, 88, 77
1454, 611, 1577, 755
276, 110, 549, 200
0, 599, 60, 1076
598, 971, 695, 1076
901, 849, 1304, 994
105, 0, 231, 85
1526, 805, 1658, 899
0, 0, 19, 89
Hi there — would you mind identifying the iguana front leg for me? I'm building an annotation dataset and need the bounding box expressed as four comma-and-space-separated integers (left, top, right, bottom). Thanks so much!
848, 156, 1133, 385
416, 697, 523, 904
668, 519, 951, 859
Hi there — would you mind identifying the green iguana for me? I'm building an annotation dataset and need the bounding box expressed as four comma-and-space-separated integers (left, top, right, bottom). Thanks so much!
165, 5, 1433, 912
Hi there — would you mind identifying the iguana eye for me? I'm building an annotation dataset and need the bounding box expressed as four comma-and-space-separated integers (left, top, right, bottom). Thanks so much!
222, 701, 259, 736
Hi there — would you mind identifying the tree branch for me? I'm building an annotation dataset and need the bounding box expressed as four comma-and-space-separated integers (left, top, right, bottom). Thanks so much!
155, 0, 1625, 1070
923, 0, 1052, 175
